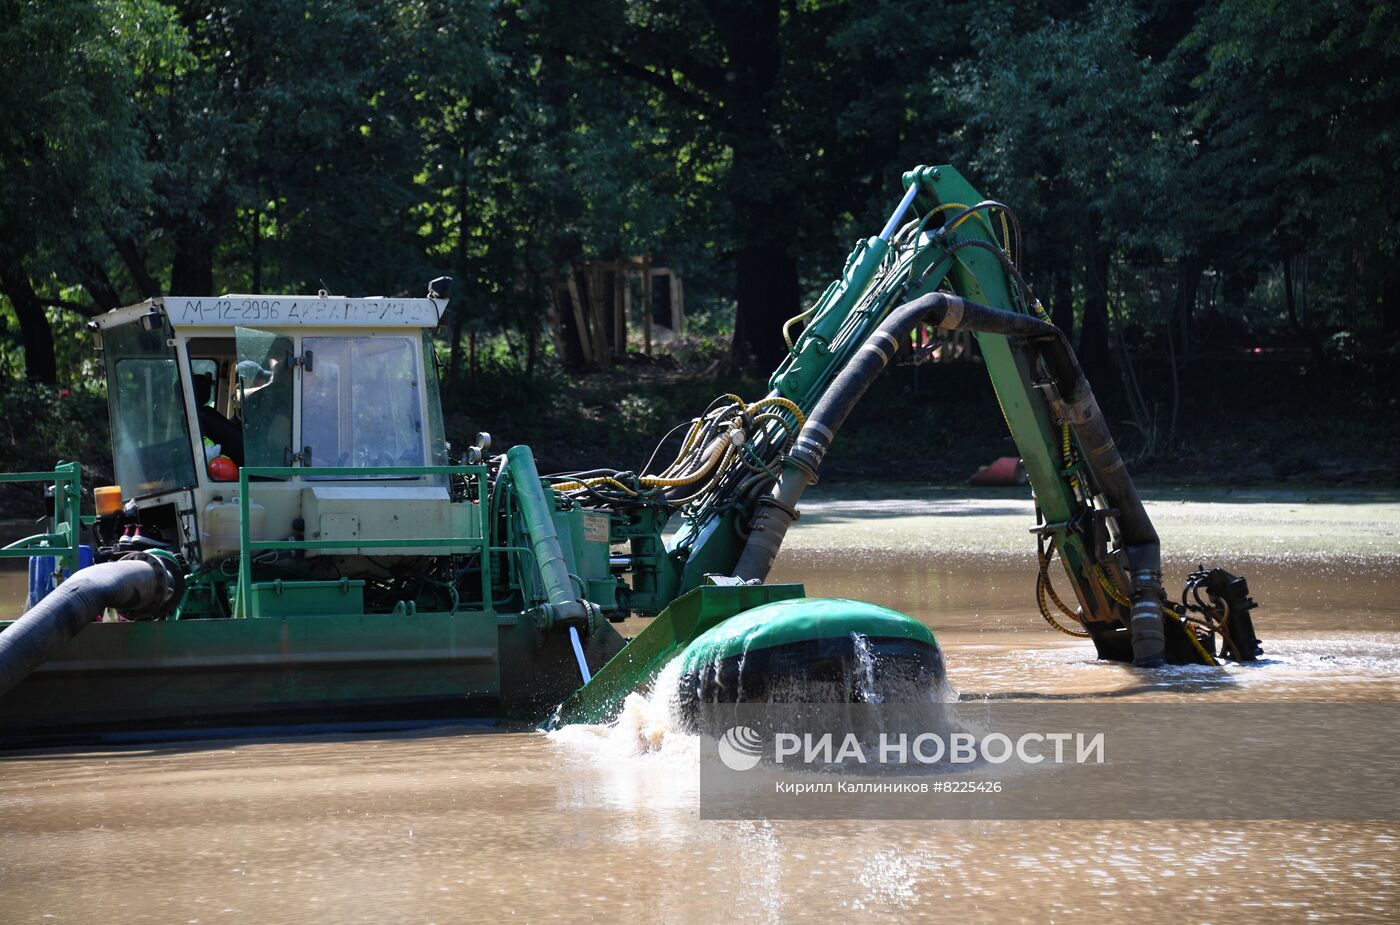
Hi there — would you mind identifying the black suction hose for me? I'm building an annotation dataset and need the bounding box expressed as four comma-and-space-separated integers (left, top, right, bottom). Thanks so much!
732, 291, 1166, 666
0, 554, 183, 699
733, 292, 1053, 580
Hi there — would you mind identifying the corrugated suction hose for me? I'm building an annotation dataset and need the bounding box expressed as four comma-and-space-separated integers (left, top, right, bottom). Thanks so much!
0, 553, 183, 699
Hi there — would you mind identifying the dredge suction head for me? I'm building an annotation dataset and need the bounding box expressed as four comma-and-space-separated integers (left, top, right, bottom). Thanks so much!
673, 598, 944, 732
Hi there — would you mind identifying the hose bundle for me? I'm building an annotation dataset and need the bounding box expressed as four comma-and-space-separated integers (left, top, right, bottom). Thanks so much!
548, 394, 806, 522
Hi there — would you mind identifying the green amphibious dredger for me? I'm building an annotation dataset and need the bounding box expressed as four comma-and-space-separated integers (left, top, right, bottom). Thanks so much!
0, 166, 1261, 743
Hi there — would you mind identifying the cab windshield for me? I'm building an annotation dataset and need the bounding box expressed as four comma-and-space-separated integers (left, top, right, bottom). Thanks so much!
300, 336, 425, 471
104, 320, 198, 497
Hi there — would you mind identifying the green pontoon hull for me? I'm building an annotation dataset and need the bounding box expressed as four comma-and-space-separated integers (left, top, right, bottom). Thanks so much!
675, 597, 940, 675
0, 608, 626, 744
2, 582, 945, 743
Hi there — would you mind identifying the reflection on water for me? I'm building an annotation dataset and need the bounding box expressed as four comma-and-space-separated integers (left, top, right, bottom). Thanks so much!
2, 492, 1398, 922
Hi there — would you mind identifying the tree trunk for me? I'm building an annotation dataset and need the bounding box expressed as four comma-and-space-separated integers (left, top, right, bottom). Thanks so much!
1381, 270, 1400, 334
1173, 254, 1203, 358
250, 210, 262, 293
110, 234, 162, 299
0, 268, 58, 384
76, 257, 123, 311
1283, 256, 1325, 367
1078, 243, 1112, 382
731, 243, 799, 371
445, 165, 469, 390
711, 0, 798, 374
170, 231, 215, 295
446, 307, 465, 391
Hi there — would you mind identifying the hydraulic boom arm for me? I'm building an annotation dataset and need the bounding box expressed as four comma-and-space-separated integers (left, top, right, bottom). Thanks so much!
543, 165, 1260, 669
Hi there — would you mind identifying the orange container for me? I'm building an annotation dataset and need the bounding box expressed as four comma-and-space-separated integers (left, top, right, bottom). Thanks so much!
94, 485, 124, 517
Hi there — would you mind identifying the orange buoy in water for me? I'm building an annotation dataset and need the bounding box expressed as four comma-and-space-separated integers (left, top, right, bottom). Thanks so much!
208, 455, 238, 482
968, 456, 1026, 486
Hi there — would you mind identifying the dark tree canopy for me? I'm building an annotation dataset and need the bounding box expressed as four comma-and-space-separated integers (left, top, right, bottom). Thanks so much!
1, 0, 1396, 390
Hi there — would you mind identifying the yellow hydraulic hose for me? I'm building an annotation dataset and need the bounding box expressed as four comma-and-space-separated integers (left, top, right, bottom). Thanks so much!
555, 436, 731, 494
655, 421, 708, 479
657, 397, 743, 476
938, 202, 1000, 243
745, 395, 806, 429
782, 306, 818, 350
1094, 564, 1133, 607
660, 397, 802, 477
1166, 606, 1220, 666
639, 445, 728, 488
1060, 420, 1086, 497
558, 392, 796, 500
1036, 538, 1091, 638
747, 412, 798, 451
551, 475, 641, 496
1036, 570, 1090, 638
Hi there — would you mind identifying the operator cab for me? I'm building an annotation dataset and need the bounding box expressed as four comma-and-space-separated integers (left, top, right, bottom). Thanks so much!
89, 290, 453, 565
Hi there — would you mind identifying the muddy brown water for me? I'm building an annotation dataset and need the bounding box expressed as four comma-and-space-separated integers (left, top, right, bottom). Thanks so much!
1, 488, 1397, 923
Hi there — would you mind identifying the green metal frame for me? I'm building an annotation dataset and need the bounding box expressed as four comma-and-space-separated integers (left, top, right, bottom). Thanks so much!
0, 461, 83, 572
235, 465, 491, 618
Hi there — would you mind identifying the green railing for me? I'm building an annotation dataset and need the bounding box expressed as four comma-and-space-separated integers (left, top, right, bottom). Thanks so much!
236, 465, 492, 618
0, 462, 82, 573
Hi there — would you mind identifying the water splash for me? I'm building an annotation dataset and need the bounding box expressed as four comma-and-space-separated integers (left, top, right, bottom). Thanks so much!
613, 656, 688, 754
548, 656, 691, 758
851, 632, 882, 704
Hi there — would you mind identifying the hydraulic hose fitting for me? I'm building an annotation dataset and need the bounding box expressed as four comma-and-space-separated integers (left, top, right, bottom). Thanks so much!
529, 600, 598, 636
118, 550, 185, 620
786, 434, 826, 484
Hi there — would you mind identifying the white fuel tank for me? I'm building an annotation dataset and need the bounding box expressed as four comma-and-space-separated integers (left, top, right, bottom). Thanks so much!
200, 496, 266, 559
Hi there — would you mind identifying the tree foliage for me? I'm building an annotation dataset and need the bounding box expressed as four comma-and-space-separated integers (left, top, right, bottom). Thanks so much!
0, 0, 1396, 393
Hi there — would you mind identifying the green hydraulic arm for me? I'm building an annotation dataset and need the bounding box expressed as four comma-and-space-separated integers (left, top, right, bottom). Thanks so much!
696, 164, 1137, 640
912, 166, 1132, 637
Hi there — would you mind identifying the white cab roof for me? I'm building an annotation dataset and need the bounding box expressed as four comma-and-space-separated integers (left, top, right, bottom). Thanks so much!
91, 294, 448, 331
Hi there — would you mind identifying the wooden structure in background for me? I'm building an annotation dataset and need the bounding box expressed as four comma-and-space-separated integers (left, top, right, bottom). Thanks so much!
912, 323, 974, 363
548, 258, 684, 369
